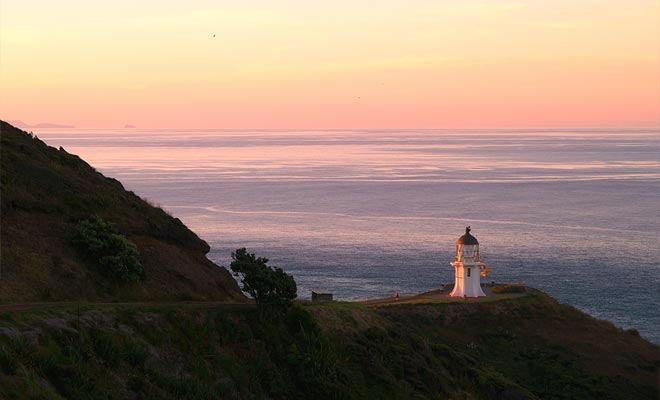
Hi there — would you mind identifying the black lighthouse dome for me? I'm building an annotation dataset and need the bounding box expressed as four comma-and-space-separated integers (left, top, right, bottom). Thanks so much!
457, 226, 479, 245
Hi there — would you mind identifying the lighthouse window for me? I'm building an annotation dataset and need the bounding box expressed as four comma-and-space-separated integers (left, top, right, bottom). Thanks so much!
467, 268, 471, 277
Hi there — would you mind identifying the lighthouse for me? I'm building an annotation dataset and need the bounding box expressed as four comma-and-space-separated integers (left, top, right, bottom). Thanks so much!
450, 226, 487, 298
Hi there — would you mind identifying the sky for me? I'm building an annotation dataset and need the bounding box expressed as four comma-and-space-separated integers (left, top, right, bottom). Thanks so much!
1, 0, 658, 129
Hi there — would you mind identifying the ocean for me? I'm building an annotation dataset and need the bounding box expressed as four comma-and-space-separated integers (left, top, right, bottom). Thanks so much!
35, 128, 660, 344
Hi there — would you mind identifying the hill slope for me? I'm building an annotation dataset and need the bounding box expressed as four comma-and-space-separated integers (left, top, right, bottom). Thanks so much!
0, 120, 244, 302
0, 292, 657, 399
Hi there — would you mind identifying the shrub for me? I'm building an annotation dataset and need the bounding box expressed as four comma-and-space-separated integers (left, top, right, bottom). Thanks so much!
492, 284, 526, 294
0, 345, 18, 375
230, 248, 297, 315
286, 305, 320, 336
73, 217, 145, 283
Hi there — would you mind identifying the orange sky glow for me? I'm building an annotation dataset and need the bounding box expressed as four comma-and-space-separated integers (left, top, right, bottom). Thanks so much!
1, 0, 658, 129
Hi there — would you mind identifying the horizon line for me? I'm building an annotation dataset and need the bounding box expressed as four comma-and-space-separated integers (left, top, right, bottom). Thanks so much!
6, 122, 659, 132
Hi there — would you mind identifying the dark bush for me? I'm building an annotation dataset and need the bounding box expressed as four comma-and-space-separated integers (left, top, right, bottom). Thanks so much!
0, 345, 18, 375
286, 305, 320, 336
73, 217, 145, 283
51, 255, 63, 269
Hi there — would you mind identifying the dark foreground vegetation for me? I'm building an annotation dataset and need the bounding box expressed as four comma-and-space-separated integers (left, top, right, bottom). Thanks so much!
1, 292, 657, 400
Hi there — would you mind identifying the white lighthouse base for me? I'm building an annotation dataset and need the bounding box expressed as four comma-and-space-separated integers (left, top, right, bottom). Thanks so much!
450, 264, 486, 298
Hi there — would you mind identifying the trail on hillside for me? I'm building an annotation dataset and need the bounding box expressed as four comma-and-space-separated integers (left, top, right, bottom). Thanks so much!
0, 301, 253, 313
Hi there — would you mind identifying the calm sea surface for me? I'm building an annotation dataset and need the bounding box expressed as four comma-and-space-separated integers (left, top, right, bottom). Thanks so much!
36, 129, 660, 343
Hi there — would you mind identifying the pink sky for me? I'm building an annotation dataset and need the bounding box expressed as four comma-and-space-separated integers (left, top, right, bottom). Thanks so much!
1, 1, 658, 129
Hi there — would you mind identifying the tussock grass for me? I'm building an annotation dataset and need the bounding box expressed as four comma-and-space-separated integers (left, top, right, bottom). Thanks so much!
492, 284, 526, 294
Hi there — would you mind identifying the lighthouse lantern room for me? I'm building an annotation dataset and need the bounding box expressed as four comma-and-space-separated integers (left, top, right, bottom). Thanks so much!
450, 226, 487, 298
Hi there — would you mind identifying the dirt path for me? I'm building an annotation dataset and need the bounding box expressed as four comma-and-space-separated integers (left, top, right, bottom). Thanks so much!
0, 301, 253, 313
1, 286, 531, 312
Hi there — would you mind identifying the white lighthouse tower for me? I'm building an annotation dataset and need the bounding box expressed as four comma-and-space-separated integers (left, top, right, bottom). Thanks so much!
450, 227, 487, 298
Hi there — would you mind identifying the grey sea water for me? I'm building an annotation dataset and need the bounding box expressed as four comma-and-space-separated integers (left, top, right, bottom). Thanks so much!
37, 128, 660, 343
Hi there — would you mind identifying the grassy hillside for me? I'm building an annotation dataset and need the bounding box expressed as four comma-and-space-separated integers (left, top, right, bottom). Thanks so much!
0, 120, 244, 302
0, 292, 657, 399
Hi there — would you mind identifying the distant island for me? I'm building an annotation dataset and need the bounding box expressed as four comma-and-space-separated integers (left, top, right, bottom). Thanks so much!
7, 120, 75, 129
0, 120, 657, 400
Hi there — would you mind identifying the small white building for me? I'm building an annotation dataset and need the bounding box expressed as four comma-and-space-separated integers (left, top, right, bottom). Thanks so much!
450, 227, 487, 298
